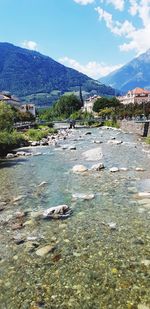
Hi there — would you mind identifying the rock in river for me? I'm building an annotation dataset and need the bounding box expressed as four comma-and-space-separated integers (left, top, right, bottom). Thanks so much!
43, 204, 71, 219
72, 193, 95, 200
82, 147, 103, 161
109, 167, 119, 172
90, 163, 105, 171
35, 245, 55, 257
72, 165, 88, 173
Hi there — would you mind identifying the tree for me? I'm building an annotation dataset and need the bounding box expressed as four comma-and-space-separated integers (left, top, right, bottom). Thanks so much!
93, 97, 121, 113
0, 102, 14, 132
40, 94, 81, 120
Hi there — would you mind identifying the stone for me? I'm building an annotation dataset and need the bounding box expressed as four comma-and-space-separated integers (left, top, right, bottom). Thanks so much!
93, 140, 102, 144
90, 163, 105, 171
6, 153, 15, 159
31, 141, 40, 146
72, 165, 88, 173
15, 211, 26, 219
107, 140, 123, 145
16, 151, 26, 156
141, 259, 150, 267
69, 145, 76, 150
37, 181, 48, 187
135, 167, 145, 171
35, 245, 55, 257
82, 147, 103, 161
43, 204, 71, 219
109, 167, 119, 172
120, 167, 128, 171
108, 222, 117, 230
12, 195, 25, 203
72, 193, 95, 200
133, 238, 144, 245
138, 192, 150, 197
11, 223, 23, 230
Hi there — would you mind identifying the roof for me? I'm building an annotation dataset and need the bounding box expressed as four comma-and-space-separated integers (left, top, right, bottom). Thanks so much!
129, 88, 150, 95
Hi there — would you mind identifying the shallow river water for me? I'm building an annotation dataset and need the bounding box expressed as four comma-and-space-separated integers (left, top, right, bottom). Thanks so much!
0, 127, 150, 309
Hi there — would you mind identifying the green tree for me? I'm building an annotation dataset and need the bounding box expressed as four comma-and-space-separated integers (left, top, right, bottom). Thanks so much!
40, 94, 81, 120
0, 102, 14, 132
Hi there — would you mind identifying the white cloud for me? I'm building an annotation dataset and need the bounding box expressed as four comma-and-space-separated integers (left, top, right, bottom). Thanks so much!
22, 40, 38, 51
95, 7, 135, 36
59, 56, 122, 78
74, 0, 94, 4
106, 0, 125, 11
128, 0, 138, 16
96, 1, 150, 54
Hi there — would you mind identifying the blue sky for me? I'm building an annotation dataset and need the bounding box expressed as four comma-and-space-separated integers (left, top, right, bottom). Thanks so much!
0, 0, 150, 79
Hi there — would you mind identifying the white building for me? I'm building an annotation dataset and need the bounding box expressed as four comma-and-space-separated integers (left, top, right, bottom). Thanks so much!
83, 95, 101, 113
119, 88, 150, 105
20, 104, 36, 117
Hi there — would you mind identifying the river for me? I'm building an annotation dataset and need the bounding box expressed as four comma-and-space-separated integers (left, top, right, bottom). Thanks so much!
0, 127, 150, 309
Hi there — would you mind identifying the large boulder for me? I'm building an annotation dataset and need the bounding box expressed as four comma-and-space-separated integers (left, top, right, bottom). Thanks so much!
90, 163, 105, 171
43, 204, 71, 219
72, 165, 88, 173
82, 147, 103, 161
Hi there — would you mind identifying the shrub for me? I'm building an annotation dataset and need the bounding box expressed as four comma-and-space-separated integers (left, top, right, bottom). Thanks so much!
103, 120, 120, 128
0, 131, 27, 156
25, 128, 57, 141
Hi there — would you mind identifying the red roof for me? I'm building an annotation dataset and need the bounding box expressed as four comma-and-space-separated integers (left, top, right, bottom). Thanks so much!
129, 87, 150, 95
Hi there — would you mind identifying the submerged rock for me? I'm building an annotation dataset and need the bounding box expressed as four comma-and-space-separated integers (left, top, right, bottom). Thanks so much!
82, 147, 103, 161
135, 167, 145, 171
90, 163, 105, 171
72, 193, 95, 200
35, 245, 55, 257
109, 167, 119, 172
37, 181, 48, 187
138, 192, 150, 197
43, 204, 71, 219
107, 140, 123, 145
72, 165, 88, 173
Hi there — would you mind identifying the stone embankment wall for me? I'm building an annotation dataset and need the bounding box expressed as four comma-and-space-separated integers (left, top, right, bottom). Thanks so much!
119, 120, 150, 137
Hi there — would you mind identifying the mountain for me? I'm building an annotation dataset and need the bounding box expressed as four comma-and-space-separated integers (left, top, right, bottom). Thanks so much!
99, 49, 150, 93
0, 42, 115, 107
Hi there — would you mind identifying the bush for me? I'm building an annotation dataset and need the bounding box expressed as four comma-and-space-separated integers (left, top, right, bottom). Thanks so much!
0, 131, 27, 156
103, 120, 120, 128
25, 128, 57, 141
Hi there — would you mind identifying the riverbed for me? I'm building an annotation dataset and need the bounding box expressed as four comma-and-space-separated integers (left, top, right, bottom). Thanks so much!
0, 127, 150, 309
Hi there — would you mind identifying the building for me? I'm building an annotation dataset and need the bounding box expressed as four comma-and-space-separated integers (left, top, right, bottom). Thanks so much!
19, 104, 36, 117
0, 91, 21, 109
119, 88, 150, 105
83, 95, 101, 113
0, 91, 36, 117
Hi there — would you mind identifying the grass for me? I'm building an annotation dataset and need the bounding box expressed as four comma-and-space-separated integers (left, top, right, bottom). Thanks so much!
25, 128, 58, 141
103, 120, 120, 128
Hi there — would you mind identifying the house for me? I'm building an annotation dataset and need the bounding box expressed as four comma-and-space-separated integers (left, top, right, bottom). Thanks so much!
0, 91, 21, 109
0, 91, 36, 117
83, 95, 101, 113
119, 88, 150, 105
19, 104, 36, 117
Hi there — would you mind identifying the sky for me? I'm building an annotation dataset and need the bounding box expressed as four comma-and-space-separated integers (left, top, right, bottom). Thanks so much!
0, 0, 150, 79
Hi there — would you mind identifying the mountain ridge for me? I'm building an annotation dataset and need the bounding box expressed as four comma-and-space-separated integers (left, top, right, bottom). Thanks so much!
99, 49, 150, 93
0, 42, 115, 106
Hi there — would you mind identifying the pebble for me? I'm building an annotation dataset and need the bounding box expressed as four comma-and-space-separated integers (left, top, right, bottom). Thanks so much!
109, 167, 119, 172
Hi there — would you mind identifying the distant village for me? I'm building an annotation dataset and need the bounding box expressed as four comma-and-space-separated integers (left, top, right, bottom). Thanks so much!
0, 91, 36, 117
1, 87, 150, 117
83, 87, 150, 113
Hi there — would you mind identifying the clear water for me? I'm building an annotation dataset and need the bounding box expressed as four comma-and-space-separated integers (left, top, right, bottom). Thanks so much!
0, 128, 150, 309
